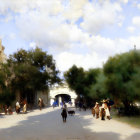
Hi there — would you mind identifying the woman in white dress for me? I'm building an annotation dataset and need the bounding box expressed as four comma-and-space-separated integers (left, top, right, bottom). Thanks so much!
101, 100, 110, 120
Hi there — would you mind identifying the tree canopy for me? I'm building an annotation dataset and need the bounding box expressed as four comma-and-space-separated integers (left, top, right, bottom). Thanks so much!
64, 50, 140, 113
64, 65, 101, 99
103, 50, 140, 108
0, 47, 61, 105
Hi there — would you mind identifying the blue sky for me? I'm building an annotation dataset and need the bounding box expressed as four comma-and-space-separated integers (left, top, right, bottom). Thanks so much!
0, 0, 140, 71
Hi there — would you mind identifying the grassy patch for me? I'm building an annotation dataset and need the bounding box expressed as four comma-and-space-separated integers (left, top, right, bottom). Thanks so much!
113, 115, 140, 129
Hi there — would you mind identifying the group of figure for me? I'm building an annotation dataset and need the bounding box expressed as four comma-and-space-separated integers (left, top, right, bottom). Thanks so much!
75, 101, 87, 111
3, 105, 13, 115
2, 97, 44, 115
15, 99, 27, 114
92, 99, 111, 120
1, 100, 27, 115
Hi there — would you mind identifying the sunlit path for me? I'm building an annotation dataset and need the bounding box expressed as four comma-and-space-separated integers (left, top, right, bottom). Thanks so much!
0, 107, 140, 140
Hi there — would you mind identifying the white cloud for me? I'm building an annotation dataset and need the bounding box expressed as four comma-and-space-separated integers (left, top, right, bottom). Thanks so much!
63, 0, 88, 23
29, 42, 36, 48
55, 52, 104, 72
0, 0, 63, 15
127, 26, 135, 33
9, 33, 16, 40
132, 16, 140, 27
55, 34, 140, 72
80, 1, 122, 34
119, 0, 128, 4
0, 0, 139, 72
15, 9, 88, 51
137, 4, 140, 9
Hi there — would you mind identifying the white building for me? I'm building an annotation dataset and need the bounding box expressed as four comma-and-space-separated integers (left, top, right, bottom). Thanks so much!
49, 84, 77, 106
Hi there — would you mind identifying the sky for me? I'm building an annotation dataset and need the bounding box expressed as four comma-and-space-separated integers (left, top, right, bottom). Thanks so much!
0, 0, 140, 72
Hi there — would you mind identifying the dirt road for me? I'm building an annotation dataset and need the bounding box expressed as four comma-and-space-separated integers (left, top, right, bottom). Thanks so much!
0, 107, 140, 140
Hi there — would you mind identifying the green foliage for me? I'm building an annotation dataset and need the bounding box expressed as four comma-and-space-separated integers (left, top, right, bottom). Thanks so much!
0, 89, 15, 106
104, 50, 140, 110
0, 47, 61, 105
65, 50, 140, 112
88, 72, 108, 101
64, 65, 101, 99
9, 47, 61, 93
0, 70, 6, 89
64, 65, 85, 95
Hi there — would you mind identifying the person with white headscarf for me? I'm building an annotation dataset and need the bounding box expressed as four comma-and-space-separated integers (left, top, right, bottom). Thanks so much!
16, 101, 20, 114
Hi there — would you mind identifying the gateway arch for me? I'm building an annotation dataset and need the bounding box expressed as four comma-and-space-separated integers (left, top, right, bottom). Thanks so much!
49, 84, 77, 106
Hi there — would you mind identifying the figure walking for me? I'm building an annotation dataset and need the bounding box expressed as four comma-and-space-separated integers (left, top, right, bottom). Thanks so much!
8, 106, 13, 115
16, 101, 20, 114
101, 99, 110, 120
61, 108, 67, 123
23, 99, 27, 113
94, 102, 100, 119
38, 98, 42, 110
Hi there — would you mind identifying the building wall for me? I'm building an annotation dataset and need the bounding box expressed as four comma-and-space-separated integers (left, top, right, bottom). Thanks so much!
36, 91, 49, 107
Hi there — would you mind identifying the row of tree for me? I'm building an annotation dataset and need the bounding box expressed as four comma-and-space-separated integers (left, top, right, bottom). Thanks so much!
0, 48, 61, 106
64, 50, 140, 114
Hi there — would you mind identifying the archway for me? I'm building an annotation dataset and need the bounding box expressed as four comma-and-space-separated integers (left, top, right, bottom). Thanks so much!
49, 84, 77, 106
55, 94, 71, 106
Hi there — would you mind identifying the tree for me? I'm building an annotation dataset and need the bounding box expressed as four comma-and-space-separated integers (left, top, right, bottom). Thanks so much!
88, 72, 108, 101
64, 65, 85, 96
0, 63, 15, 105
64, 65, 101, 101
103, 50, 140, 112
6, 47, 61, 104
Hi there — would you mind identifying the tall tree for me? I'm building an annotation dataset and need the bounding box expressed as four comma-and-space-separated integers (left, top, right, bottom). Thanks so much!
0, 63, 15, 105
6, 47, 61, 103
103, 50, 140, 111
64, 65, 85, 96
64, 65, 101, 99
88, 72, 108, 101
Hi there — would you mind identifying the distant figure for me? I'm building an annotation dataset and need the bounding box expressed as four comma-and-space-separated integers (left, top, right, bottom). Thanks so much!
23, 102, 27, 113
23, 104, 27, 113
53, 101, 56, 108
16, 101, 20, 114
38, 98, 43, 110
101, 99, 110, 120
83, 103, 87, 111
94, 102, 100, 119
61, 108, 67, 122
8, 106, 13, 115
22, 99, 27, 113
79, 102, 82, 111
